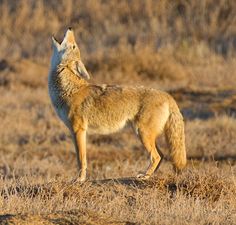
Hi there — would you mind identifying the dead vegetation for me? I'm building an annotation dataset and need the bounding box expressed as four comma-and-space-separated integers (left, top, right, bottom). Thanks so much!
0, 0, 236, 224
0, 167, 236, 224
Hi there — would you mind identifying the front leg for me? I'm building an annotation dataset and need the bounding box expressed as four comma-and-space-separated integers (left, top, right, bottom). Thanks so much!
72, 128, 87, 182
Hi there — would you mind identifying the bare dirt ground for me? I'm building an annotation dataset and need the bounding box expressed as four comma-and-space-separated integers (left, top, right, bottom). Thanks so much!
0, 1, 236, 224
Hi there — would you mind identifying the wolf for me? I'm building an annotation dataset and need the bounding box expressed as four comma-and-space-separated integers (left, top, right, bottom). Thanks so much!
48, 28, 186, 182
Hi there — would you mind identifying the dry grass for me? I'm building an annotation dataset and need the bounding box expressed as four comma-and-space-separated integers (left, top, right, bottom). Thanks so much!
0, 163, 236, 224
0, 0, 236, 224
1, 0, 236, 60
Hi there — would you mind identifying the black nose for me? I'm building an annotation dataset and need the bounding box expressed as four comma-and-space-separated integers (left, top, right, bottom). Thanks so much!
68, 27, 73, 31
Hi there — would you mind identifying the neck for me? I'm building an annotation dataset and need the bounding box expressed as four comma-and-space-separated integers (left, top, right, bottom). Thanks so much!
49, 62, 88, 98
60, 62, 88, 89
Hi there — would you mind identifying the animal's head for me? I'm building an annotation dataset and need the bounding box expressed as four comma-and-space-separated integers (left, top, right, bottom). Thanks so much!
51, 28, 90, 80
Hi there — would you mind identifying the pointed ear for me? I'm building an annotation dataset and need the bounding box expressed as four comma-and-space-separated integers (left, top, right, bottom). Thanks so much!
71, 60, 90, 80
52, 36, 61, 51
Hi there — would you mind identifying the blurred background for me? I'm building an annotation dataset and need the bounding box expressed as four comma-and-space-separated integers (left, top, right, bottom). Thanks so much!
1, 0, 236, 59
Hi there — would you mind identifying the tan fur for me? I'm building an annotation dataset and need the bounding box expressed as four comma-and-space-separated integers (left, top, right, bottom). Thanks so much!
48, 29, 187, 181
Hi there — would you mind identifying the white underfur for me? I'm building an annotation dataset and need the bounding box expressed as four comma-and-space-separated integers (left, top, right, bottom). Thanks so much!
57, 107, 70, 128
48, 37, 68, 126
157, 102, 170, 133
87, 119, 128, 135
49, 49, 59, 72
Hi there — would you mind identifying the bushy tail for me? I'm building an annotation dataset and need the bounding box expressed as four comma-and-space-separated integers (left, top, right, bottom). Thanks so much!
165, 109, 186, 171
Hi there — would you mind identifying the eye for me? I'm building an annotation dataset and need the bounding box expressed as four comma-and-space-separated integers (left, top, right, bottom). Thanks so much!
72, 45, 76, 49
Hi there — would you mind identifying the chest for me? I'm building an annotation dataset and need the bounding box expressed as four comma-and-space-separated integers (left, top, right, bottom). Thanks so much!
48, 80, 70, 127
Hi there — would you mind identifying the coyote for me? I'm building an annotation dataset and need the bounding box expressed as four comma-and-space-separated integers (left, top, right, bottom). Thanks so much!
48, 28, 186, 182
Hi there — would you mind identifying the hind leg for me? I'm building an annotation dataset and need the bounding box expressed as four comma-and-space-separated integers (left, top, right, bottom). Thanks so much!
134, 102, 169, 179
137, 130, 163, 180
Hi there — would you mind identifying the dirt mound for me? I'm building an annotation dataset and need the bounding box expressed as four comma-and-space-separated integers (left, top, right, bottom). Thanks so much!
1, 172, 235, 224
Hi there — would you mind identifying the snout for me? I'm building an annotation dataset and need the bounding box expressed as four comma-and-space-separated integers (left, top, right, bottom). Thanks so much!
61, 28, 76, 46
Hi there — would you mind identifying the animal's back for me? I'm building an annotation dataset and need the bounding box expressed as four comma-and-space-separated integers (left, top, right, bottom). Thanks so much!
68, 84, 176, 135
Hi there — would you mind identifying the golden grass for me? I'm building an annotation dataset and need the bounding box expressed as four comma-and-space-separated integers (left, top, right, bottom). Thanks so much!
0, 0, 236, 224
0, 164, 235, 224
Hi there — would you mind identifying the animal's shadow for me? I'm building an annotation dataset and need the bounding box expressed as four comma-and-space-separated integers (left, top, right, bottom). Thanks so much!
90, 176, 152, 189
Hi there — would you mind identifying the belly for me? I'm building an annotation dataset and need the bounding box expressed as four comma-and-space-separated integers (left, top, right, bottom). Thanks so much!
87, 119, 128, 135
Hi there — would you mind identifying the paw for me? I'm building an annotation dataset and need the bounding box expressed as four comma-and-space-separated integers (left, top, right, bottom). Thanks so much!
136, 173, 150, 180
75, 175, 86, 183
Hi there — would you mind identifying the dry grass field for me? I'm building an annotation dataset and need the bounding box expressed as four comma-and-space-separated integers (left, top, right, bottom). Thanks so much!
0, 0, 236, 224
